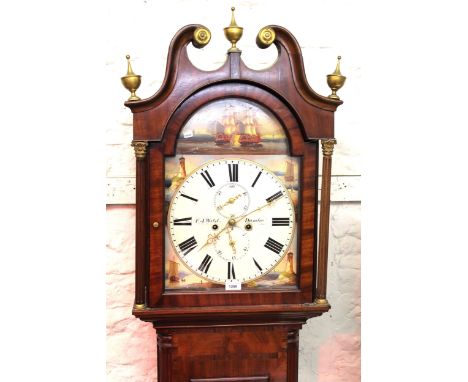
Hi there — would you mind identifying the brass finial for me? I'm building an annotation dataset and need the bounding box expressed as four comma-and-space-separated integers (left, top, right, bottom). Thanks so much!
121, 55, 141, 102
224, 6, 243, 53
327, 56, 346, 100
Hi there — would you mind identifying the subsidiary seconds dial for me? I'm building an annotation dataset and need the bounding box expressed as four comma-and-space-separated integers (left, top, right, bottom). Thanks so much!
168, 159, 295, 285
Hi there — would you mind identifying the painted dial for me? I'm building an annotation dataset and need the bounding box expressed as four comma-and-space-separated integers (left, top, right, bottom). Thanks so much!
168, 158, 295, 284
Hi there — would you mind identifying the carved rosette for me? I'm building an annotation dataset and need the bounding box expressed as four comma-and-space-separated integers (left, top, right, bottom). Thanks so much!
256, 26, 276, 49
131, 140, 148, 159
193, 26, 211, 48
321, 138, 337, 157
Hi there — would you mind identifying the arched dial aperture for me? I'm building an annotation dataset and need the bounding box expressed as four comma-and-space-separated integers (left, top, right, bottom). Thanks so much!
168, 159, 295, 285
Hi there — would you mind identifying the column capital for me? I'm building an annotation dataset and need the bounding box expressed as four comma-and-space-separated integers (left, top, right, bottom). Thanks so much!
131, 140, 148, 159
321, 138, 337, 157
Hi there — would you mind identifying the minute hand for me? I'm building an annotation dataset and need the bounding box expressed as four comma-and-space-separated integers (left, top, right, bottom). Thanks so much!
234, 194, 283, 224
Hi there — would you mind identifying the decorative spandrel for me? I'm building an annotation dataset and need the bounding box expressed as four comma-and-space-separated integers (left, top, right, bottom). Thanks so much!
164, 98, 299, 290
176, 99, 289, 155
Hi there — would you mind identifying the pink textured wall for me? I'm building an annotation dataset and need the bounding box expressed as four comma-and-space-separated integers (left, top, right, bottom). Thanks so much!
106, 205, 157, 381
317, 333, 361, 382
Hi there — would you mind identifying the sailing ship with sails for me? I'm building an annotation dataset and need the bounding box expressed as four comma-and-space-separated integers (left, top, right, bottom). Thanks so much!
239, 113, 262, 146
214, 114, 236, 145
213, 110, 262, 147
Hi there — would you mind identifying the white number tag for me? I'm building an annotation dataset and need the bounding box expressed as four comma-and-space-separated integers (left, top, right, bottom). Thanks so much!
225, 279, 241, 291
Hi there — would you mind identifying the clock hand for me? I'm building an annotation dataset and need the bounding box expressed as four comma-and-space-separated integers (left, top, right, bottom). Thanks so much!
234, 193, 284, 224
198, 218, 232, 251
227, 226, 237, 255
199, 195, 284, 251
216, 193, 243, 211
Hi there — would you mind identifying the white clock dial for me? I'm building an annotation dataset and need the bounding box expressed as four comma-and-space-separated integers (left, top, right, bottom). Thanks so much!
168, 158, 295, 285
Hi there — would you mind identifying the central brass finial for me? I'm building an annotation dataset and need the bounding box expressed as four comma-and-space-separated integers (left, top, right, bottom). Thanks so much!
224, 6, 243, 53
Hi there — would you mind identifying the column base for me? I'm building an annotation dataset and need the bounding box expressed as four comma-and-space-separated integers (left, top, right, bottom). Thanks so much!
314, 298, 329, 305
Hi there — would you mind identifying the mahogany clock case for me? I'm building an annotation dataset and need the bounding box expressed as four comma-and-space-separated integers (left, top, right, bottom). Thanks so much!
125, 24, 342, 325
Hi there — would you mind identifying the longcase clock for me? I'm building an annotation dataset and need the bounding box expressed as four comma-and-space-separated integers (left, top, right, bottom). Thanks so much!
121, 8, 346, 382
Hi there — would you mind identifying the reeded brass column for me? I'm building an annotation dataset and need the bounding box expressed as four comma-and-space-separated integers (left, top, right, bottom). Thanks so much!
315, 138, 337, 305
132, 140, 148, 309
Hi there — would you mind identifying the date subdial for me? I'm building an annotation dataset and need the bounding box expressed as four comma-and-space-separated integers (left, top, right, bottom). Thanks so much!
213, 226, 250, 262
214, 183, 250, 218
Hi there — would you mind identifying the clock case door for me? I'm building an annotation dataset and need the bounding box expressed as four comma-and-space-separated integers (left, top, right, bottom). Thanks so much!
155, 86, 314, 309
126, 25, 342, 323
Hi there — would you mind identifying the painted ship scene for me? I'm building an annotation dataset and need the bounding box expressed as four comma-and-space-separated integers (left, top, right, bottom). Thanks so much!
213, 112, 261, 147
176, 99, 289, 155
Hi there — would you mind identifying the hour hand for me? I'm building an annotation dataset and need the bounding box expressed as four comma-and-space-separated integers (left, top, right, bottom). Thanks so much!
198, 220, 230, 251
198, 233, 219, 251
216, 193, 242, 211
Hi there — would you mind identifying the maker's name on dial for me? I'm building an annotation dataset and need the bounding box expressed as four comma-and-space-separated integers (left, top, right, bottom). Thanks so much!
194, 217, 221, 224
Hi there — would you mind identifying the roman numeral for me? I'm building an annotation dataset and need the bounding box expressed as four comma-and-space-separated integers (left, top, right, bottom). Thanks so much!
200, 170, 215, 188
228, 163, 238, 182
198, 255, 213, 274
253, 258, 262, 272
264, 237, 284, 254
227, 262, 236, 279
266, 191, 283, 203
251, 171, 262, 187
178, 236, 197, 256
272, 217, 290, 226
180, 193, 198, 202
173, 217, 192, 226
